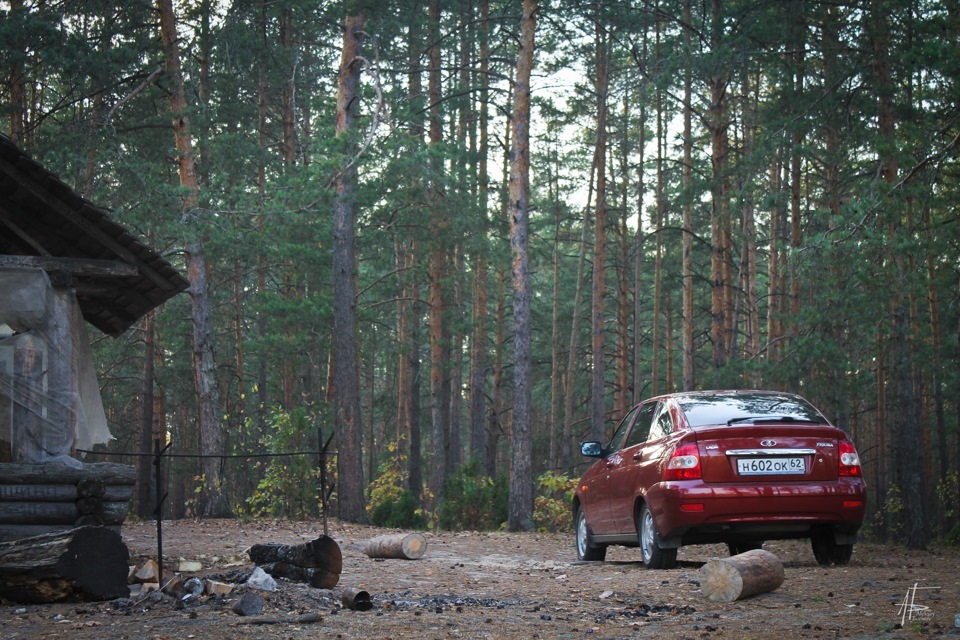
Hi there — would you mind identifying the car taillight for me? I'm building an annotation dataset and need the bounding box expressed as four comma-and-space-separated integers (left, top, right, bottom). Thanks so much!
838, 440, 862, 477
664, 443, 701, 480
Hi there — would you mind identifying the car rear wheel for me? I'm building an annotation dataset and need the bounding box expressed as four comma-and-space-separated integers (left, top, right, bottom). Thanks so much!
811, 528, 853, 566
638, 504, 677, 569
576, 506, 607, 561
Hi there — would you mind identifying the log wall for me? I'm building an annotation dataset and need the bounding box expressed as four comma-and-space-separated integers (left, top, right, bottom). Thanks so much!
0, 462, 135, 541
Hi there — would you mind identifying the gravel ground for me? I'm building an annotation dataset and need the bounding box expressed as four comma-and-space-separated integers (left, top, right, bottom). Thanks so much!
1, 518, 959, 639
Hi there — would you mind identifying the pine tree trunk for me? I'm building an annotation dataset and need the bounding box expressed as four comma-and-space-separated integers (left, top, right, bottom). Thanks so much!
332, 12, 367, 524
590, 11, 609, 443
615, 92, 630, 414
563, 154, 595, 471
550, 154, 562, 469
633, 34, 648, 403
873, 0, 925, 549
681, 2, 694, 391
741, 70, 760, 384
157, 0, 227, 517
450, 243, 464, 469
652, 18, 664, 395
408, 266, 424, 495
403, 18, 424, 495
507, 0, 536, 533
469, 0, 491, 465
8, 0, 26, 146
427, 0, 449, 502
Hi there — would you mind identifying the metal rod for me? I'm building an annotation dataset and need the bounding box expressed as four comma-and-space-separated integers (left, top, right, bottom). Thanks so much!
153, 438, 170, 587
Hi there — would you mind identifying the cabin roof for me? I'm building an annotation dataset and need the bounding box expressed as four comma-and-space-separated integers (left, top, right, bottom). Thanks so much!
0, 135, 188, 336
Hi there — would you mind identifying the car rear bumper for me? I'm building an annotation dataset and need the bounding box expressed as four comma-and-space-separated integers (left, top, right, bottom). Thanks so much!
647, 478, 867, 543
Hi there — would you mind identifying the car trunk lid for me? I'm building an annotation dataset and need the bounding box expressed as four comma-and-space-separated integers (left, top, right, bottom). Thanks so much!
693, 424, 842, 483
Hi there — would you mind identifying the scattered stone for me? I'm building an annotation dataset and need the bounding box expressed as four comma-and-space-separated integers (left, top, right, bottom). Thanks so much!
232, 592, 264, 617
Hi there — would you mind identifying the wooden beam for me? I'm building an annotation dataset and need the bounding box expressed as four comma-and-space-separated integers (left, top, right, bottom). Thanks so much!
0, 206, 50, 256
0, 254, 138, 277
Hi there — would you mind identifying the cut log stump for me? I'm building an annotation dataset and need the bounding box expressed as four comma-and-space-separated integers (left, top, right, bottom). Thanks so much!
699, 549, 784, 602
0, 526, 130, 603
364, 533, 427, 560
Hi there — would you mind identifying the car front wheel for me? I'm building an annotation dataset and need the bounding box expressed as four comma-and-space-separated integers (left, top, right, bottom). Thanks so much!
638, 504, 677, 569
576, 506, 607, 561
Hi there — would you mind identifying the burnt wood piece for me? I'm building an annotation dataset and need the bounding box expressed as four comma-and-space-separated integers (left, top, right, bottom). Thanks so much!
0, 526, 130, 603
363, 532, 427, 560
248, 536, 342, 574
260, 561, 339, 589
699, 549, 785, 602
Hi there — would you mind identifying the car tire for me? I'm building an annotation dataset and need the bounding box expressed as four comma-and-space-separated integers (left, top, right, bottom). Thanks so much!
727, 542, 762, 556
575, 506, 607, 561
811, 528, 853, 566
638, 504, 677, 569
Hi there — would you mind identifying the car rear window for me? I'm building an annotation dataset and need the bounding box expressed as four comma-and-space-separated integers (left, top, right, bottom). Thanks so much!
675, 392, 826, 427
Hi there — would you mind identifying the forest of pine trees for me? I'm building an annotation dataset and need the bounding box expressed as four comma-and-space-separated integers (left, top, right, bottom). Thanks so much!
1, 0, 958, 546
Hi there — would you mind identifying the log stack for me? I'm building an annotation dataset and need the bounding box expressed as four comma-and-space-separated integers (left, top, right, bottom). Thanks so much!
0, 462, 135, 541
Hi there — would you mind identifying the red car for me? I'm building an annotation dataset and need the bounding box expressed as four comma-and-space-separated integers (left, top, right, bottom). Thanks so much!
573, 390, 866, 568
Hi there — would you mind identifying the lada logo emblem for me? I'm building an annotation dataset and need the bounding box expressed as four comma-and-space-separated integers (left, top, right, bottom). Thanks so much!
760, 439, 777, 447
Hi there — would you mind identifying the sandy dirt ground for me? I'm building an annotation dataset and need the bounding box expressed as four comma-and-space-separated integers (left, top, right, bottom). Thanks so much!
1, 518, 959, 639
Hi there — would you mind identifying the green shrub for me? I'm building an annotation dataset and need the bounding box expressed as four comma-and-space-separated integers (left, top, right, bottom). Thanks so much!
370, 488, 426, 529
437, 461, 508, 530
366, 441, 427, 529
534, 471, 577, 532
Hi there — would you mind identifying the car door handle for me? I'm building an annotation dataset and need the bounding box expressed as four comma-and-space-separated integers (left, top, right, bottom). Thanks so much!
632, 452, 643, 461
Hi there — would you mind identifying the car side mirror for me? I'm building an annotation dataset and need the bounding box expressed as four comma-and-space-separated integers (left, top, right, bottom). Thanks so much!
580, 441, 604, 458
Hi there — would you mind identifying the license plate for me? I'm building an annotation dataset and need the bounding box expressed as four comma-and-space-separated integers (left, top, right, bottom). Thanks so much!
736, 457, 805, 475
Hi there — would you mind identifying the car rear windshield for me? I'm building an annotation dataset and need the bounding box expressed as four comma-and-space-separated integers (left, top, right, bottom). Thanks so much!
676, 392, 827, 427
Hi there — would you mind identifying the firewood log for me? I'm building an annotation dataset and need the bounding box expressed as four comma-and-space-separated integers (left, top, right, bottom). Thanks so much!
363, 532, 427, 560
699, 548, 785, 602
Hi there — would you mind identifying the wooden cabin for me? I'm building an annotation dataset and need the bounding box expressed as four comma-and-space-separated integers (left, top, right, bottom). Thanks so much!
0, 134, 188, 541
